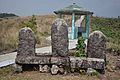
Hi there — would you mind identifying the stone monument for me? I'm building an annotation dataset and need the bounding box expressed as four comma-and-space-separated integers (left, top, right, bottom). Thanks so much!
87, 31, 107, 60
16, 27, 36, 64
51, 18, 69, 57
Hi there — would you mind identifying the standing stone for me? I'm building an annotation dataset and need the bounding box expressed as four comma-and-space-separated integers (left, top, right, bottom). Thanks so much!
87, 31, 107, 60
51, 18, 68, 57
16, 27, 36, 64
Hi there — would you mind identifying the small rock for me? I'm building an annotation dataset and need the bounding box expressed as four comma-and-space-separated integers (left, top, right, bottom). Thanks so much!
39, 65, 43, 72
14, 64, 22, 72
43, 65, 50, 73
59, 67, 64, 74
51, 65, 59, 75
39, 65, 50, 73
87, 68, 98, 76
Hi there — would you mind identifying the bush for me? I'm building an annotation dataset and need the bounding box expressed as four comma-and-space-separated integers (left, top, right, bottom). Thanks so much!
91, 17, 120, 53
75, 37, 86, 57
20, 15, 37, 33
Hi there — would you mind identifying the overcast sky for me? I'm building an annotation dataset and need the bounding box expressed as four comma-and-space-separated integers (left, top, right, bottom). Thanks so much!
0, 0, 120, 17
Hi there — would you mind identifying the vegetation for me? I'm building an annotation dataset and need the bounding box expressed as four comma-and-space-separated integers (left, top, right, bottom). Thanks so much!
0, 14, 120, 54
0, 13, 18, 18
20, 15, 37, 33
75, 37, 86, 57
0, 14, 56, 53
91, 17, 120, 53
0, 14, 120, 80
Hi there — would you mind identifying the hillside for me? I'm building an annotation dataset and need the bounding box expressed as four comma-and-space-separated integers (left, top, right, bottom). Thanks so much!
0, 13, 18, 18
0, 15, 120, 80
0, 14, 56, 54
91, 17, 120, 54
0, 15, 120, 55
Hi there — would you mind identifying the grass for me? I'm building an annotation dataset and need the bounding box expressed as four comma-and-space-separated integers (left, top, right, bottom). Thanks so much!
0, 15, 120, 80
0, 14, 120, 54
0, 66, 100, 80
0, 15, 56, 53
91, 17, 120, 53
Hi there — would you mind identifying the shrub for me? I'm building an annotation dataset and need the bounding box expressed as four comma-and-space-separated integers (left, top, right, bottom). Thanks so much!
75, 37, 86, 57
20, 15, 37, 33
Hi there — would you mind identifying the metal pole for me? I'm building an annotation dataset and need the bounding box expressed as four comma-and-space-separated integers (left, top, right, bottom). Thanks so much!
86, 15, 89, 38
82, 15, 89, 39
71, 13, 75, 39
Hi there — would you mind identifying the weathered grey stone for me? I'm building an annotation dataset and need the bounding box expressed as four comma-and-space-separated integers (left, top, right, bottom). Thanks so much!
59, 67, 65, 74
39, 65, 50, 73
87, 58, 105, 69
51, 18, 68, 57
51, 65, 59, 75
14, 64, 23, 72
70, 57, 105, 70
16, 27, 36, 63
51, 57, 70, 66
87, 31, 107, 60
39, 65, 43, 72
16, 56, 51, 64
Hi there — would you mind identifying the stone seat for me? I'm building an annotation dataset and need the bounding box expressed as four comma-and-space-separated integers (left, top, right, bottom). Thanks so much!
70, 56, 105, 70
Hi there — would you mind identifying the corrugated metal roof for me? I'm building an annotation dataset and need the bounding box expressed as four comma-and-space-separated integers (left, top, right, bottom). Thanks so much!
54, 3, 93, 15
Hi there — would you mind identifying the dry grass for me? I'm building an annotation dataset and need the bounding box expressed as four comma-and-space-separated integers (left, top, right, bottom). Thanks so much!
0, 14, 56, 53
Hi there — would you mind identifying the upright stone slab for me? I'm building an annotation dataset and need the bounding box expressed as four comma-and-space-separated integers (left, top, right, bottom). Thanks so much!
16, 27, 36, 64
51, 18, 68, 57
87, 31, 107, 60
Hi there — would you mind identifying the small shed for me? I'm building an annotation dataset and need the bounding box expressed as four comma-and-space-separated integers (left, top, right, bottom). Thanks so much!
54, 3, 93, 39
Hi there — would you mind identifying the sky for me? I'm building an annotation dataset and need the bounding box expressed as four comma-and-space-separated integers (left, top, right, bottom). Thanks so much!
0, 0, 120, 17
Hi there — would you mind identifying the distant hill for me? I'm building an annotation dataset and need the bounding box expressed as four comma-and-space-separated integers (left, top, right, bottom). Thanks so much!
0, 13, 18, 18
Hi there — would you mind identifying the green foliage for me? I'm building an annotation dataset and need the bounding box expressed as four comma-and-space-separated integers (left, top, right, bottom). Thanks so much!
91, 17, 120, 53
75, 37, 86, 57
20, 15, 37, 33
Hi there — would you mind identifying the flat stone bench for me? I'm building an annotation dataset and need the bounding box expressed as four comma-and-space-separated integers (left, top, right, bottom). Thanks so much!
70, 57, 105, 70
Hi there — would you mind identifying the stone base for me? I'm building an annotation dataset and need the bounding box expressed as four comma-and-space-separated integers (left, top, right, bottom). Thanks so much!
70, 57, 105, 70
15, 56, 105, 74
16, 56, 51, 64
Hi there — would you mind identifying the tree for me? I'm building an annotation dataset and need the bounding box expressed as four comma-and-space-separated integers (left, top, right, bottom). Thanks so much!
21, 15, 37, 33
